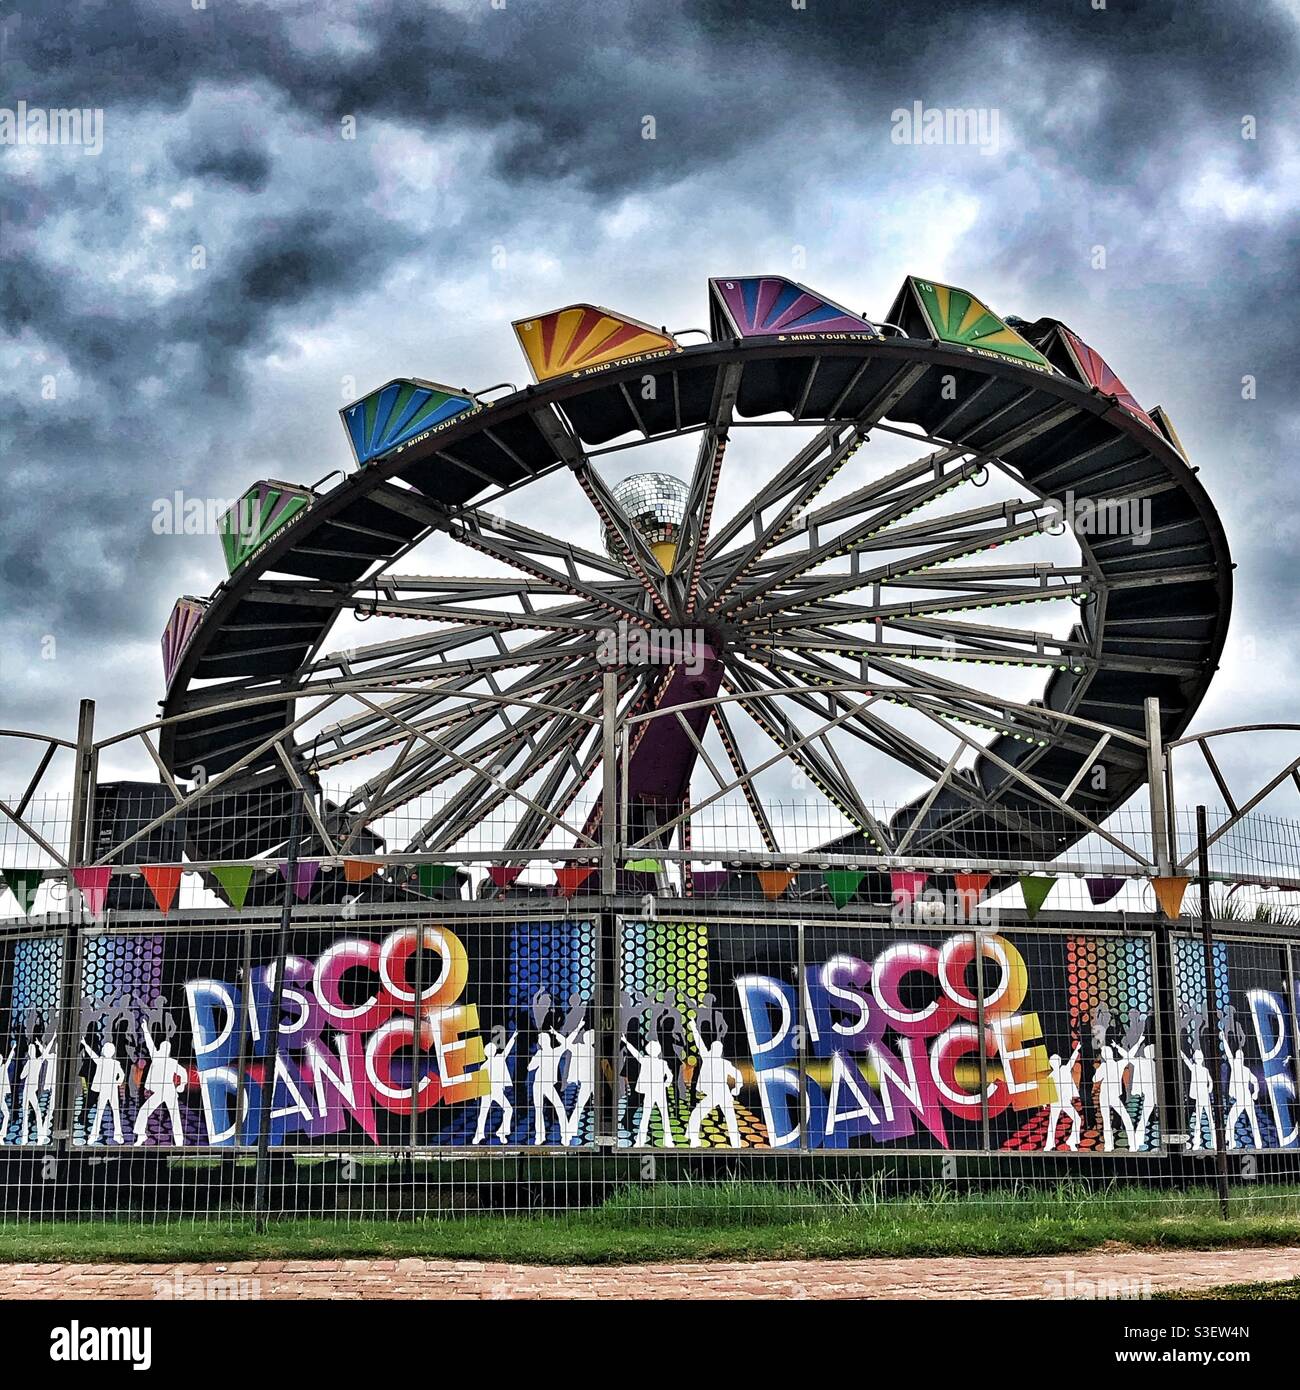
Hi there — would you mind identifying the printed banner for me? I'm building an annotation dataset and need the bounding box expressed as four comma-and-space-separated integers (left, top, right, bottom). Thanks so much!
616, 922, 1162, 1152
1172, 935, 1298, 1151
0, 918, 1292, 1153
0, 920, 596, 1149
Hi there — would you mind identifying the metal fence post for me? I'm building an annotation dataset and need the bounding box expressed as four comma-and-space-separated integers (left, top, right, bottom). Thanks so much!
54, 699, 96, 1147
253, 786, 305, 1230
796, 915, 807, 1153
600, 671, 618, 894
976, 925, 990, 1154
1197, 804, 1231, 1218
66, 699, 97, 868
407, 915, 427, 1212
1145, 697, 1171, 877
598, 670, 619, 1152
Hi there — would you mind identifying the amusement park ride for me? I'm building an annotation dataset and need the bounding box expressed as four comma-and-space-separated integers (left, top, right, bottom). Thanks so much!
15, 270, 1300, 1171
124, 270, 1231, 905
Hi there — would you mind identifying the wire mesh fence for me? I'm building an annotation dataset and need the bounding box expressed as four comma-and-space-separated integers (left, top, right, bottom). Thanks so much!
6, 773, 1300, 1227
0, 891, 1298, 1225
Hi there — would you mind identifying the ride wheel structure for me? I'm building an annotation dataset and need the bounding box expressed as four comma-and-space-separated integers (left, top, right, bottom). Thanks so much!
150, 274, 1231, 906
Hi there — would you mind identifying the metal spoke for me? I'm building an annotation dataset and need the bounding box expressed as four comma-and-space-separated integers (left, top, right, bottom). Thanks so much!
350, 672, 600, 823
569, 463, 675, 622
707, 705, 780, 854
725, 653, 949, 790
672, 363, 741, 614
720, 663, 899, 844
350, 693, 598, 847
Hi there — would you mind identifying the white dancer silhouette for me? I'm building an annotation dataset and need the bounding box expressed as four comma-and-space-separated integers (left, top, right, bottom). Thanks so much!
1095, 1045, 1134, 1151
133, 1029, 187, 1146
624, 1036, 675, 1147
685, 1020, 741, 1148
1121, 1040, 1158, 1149
561, 1026, 595, 1145
527, 1033, 567, 1145
472, 1032, 517, 1144
83, 1040, 126, 1144
1181, 1048, 1216, 1150
20, 1039, 55, 1145
0, 1044, 14, 1144
1043, 1046, 1081, 1151
1225, 1046, 1262, 1149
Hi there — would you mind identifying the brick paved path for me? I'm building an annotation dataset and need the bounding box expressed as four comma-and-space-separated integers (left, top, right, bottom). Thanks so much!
3, 1245, 1300, 1299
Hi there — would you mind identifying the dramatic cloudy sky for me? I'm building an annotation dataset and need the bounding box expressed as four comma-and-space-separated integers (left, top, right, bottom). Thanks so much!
2, 0, 1298, 820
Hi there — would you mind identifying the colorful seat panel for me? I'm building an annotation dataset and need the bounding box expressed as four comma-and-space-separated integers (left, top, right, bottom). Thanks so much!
161, 595, 208, 688
709, 276, 877, 338
218, 480, 313, 574
1043, 323, 1158, 433
890, 276, 1052, 369
513, 304, 676, 382
341, 378, 476, 466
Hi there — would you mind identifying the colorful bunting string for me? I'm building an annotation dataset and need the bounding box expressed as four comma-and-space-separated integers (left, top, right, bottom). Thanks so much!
555, 866, 595, 898
690, 870, 728, 897
487, 865, 523, 889
1086, 876, 1126, 907
212, 864, 255, 910
756, 869, 796, 901
1153, 875, 1190, 919
416, 863, 458, 893
141, 865, 182, 916
889, 870, 928, 909
952, 872, 992, 919
72, 866, 112, 920
1019, 874, 1057, 919
824, 869, 864, 909
624, 858, 663, 874
343, 858, 382, 884
278, 860, 321, 901
0, 867, 44, 916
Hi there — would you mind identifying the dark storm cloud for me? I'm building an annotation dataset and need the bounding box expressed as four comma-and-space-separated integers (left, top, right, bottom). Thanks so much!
5, 0, 1295, 207
171, 138, 270, 192
0, 0, 1297, 789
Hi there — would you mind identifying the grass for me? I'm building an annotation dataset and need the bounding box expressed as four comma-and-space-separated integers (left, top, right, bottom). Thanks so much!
3, 1181, 1300, 1266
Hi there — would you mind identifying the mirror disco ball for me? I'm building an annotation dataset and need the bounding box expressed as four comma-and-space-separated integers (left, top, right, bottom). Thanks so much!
605, 472, 689, 560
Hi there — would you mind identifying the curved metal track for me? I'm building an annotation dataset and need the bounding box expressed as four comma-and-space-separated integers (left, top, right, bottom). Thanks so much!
157, 328, 1232, 887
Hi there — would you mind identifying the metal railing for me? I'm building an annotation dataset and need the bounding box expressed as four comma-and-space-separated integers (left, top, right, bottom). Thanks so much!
0, 696, 1299, 1223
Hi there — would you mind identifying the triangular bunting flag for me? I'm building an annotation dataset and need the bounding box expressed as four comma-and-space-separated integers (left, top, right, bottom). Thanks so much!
1019, 875, 1057, 919
278, 860, 321, 901
416, 863, 458, 894
952, 872, 992, 919
555, 866, 596, 898
212, 864, 255, 910
72, 866, 112, 920
343, 858, 382, 884
756, 869, 796, 901
1086, 876, 1126, 907
1153, 876, 1190, 919
0, 868, 45, 916
890, 871, 928, 909
824, 869, 865, 909
624, 858, 663, 874
141, 865, 182, 916
488, 865, 523, 889
691, 871, 728, 897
